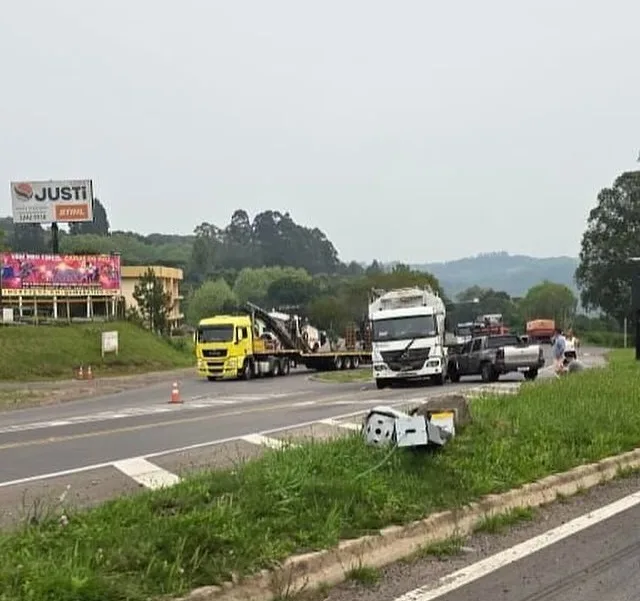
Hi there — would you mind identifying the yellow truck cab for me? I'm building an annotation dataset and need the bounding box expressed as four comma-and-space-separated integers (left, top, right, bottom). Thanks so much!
195, 314, 296, 381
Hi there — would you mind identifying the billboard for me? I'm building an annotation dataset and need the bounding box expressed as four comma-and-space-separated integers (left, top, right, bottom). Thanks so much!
10, 180, 94, 224
0, 253, 121, 297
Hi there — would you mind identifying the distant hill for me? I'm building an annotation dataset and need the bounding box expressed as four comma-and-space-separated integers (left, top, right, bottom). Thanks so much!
409, 252, 579, 298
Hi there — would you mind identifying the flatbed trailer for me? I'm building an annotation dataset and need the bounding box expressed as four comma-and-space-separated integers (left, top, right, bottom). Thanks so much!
195, 302, 371, 381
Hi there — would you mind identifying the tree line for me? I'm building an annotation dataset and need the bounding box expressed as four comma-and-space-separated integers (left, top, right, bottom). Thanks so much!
1, 169, 636, 346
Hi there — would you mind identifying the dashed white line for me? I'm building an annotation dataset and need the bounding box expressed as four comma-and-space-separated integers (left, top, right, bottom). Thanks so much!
113, 458, 181, 490
241, 433, 292, 449
319, 418, 361, 431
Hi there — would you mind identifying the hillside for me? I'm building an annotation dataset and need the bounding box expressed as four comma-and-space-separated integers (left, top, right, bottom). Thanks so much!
411, 252, 579, 298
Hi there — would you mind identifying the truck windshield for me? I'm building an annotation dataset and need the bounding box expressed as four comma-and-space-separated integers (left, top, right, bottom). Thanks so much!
372, 315, 437, 342
197, 325, 234, 343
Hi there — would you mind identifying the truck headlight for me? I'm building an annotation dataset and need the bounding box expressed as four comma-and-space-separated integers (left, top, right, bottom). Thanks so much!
427, 359, 440, 367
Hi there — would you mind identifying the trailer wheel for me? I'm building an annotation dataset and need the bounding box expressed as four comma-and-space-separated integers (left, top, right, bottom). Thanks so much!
343, 357, 352, 370
282, 358, 291, 375
334, 356, 343, 370
352, 356, 360, 369
272, 360, 281, 377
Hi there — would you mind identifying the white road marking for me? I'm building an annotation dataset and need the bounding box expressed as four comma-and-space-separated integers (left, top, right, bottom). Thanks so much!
391, 489, 640, 601
0, 393, 294, 434
290, 401, 317, 407
319, 418, 361, 431
241, 433, 292, 449
113, 457, 181, 489
0, 402, 415, 489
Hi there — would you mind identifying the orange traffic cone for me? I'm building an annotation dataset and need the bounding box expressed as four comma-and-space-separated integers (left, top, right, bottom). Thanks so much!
86, 365, 93, 380
77, 365, 84, 380
169, 381, 182, 404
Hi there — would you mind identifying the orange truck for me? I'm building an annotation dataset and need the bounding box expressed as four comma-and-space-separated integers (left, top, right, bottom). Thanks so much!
526, 319, 555, 343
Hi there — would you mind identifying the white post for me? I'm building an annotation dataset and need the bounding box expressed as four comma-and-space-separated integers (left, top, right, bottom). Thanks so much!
624, 317, 628, 348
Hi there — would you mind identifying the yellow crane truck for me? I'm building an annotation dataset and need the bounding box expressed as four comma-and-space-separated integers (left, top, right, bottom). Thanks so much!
195, 302, 371, 381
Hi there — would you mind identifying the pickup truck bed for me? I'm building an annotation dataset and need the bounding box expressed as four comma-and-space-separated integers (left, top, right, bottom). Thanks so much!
447, 334, 545, 383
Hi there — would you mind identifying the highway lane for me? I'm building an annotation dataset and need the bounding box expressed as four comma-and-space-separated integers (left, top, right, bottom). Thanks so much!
0, 379, 483, 481
0, 345, 603, 483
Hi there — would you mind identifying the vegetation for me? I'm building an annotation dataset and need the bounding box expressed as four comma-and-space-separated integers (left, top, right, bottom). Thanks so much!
312, 368, 372, 383
0, 322, 192, 381
0, 350, 638, 600
576, 170, 640, 324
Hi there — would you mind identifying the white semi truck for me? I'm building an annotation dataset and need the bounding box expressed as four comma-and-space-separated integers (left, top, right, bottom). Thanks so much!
368, 287, 448, 389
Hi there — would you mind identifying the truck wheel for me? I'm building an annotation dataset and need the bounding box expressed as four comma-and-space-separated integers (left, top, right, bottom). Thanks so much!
376, 378, 387, 390
352, 356, 360, 369
448, 364, 461, 383
334, 356, 343, 370
282, 358, 291, 375
272, 360, 281, 377
241, 360, 253, 381
432, 374, 444, 386
344, 357, 353, 370
524, 368, 538, 381
480, 362, 494, 383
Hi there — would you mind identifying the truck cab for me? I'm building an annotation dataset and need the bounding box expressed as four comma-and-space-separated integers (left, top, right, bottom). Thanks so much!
195, 315, 253, 380
369, 288, 447, 389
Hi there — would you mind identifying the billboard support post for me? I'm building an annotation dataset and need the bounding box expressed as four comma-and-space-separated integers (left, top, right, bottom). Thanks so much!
51, 223, 59, 254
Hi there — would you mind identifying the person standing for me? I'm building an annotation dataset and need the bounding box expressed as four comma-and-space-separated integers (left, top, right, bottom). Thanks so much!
552, 327, 566, 374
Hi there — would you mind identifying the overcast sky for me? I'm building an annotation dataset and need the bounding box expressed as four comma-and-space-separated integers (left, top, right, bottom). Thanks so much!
1, 0, 638, 263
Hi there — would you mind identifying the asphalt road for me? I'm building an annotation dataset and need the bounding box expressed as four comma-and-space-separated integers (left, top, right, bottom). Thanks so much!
325, 470, 640, 601
0, 346, 605, 527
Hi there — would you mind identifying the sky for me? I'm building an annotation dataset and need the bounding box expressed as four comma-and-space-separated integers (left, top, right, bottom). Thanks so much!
1, 0, 639, 264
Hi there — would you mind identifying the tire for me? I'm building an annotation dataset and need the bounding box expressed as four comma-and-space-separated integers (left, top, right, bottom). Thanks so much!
480, 362, 494, 383
524, 368, 538, 381
376, 378, 387, 390
352, 356, 360, 369
344, 357, 353, 370
241, 359, 253, 381
272, 360, 281, 377
282, 358, 291, 375
334, 356, 343, 370
448, 364, 461, 383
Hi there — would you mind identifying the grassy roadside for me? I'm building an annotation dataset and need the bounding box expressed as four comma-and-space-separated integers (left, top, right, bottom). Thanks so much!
0, 322, 193, 381
313, 367, 372, 383
1, 350, 638, 601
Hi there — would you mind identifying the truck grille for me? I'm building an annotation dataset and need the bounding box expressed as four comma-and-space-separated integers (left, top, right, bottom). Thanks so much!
381, 347, 430, 371
202, 349, 227, 358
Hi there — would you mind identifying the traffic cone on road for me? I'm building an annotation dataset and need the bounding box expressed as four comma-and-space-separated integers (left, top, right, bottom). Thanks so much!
169, 381, 182, 404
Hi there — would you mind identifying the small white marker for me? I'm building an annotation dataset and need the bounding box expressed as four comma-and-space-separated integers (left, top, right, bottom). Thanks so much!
241, 433, 291, 449
113, 457, 180, 490
319, 418, 361, 431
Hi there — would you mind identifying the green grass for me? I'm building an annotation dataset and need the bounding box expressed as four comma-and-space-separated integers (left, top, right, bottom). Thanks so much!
1, 350, 639, 600
0, 322, 193, 381
473, 506, 536, 534
313, 367, 372, 383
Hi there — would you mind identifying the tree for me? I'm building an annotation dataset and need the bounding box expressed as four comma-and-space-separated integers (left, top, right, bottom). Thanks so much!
11, 224, 47, 253
68, 198, 110, 236
132, 268, 171, 334
186, 279, 238, 324
452, 286, 522, 328
575, 170, 640, 323
187, 222, 221, 283
520, 281, 577, 327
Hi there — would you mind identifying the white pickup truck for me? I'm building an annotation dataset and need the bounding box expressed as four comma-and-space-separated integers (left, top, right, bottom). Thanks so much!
447, 334, 545, 382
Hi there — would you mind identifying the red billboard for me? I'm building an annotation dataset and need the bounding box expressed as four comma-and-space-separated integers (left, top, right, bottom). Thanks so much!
0, 253, 121, 297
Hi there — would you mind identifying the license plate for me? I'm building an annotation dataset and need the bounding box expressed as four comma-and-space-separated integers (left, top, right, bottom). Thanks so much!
517, 366, 529, 372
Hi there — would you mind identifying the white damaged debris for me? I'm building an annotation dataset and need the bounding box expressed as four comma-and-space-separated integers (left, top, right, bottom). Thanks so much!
363, 405, 455, 448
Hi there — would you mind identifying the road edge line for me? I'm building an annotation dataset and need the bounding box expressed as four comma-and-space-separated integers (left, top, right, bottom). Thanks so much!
175, 446, 640, 601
